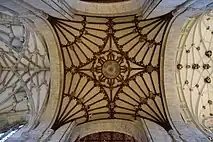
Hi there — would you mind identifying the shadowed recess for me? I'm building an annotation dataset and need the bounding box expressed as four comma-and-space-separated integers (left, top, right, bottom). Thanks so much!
75, 131, 137, 142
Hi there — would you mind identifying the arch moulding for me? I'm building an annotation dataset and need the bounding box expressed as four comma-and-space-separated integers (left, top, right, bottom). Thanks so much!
69, 119, 148, 142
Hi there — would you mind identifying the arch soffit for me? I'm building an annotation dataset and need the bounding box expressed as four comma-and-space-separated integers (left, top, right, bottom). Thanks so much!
31, 16, 64, 127
70, 119, 148, 142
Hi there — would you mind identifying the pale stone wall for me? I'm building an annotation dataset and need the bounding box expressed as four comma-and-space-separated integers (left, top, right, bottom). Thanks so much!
0, 111, 26, 133
143, 120, 172, 142
49, 122, 76, 142
65, 0, 142, 16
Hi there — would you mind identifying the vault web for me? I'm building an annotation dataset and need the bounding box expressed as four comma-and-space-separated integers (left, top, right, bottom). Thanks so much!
48, 12, 173, 131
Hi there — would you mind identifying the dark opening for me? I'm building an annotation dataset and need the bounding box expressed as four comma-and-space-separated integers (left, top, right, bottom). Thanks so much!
75, 131, 137, 142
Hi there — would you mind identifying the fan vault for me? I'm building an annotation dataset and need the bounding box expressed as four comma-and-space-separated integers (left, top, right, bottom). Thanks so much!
48, 11, 174, 131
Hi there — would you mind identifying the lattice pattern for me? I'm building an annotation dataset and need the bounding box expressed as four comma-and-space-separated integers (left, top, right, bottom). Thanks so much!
49, 12, 173, 130
76, 132, 136, 142
0, 22, 25, 52
0, 21, 50, 118
176, 12, 213, 134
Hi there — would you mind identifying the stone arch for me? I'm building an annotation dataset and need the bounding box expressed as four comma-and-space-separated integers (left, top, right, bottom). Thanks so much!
68, 120, 148, 142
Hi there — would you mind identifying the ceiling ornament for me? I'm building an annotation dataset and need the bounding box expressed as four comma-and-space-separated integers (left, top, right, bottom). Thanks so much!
48, 12, 174, 131
0, 21, 50, 124
176, 11, 213, 136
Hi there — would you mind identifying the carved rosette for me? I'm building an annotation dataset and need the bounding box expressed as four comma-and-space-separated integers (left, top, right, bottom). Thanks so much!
93, 51, 129, 88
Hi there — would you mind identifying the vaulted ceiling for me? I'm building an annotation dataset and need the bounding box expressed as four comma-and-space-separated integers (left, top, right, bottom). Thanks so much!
176, 11, 213, 134
1, 0, 213, 141
49, 12, 173, 131
0, 18, 50, 129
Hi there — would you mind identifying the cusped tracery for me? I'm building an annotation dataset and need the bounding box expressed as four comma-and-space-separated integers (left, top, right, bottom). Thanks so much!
176, 11, 213, 135
93, 51, 129, 87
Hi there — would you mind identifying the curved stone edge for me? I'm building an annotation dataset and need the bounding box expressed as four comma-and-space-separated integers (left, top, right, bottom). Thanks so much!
69, 120, 148, 142
52, 0, 161, 18
158, 10, 185, 142
31, 17, 64, 135
64, 0, 142, 16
